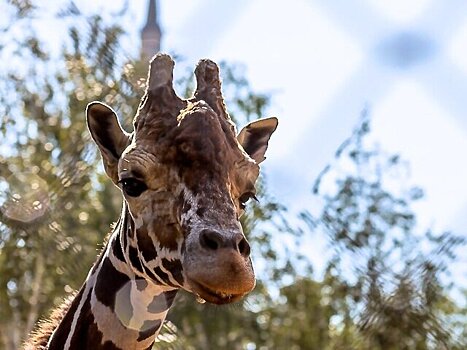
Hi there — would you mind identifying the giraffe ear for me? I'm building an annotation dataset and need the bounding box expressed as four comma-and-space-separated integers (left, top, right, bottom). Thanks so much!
86, 102, 131, 184
237, 117, 278, 164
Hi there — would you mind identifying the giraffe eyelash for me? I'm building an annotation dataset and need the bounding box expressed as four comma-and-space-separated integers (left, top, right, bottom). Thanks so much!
238, 192, 258, 210
118, 178, 148, 197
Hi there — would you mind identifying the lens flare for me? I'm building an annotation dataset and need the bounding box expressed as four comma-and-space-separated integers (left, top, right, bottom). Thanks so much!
1, 172, 49, 223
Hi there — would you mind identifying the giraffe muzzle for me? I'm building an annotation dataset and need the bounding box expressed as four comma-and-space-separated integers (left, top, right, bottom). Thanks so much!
183, 228, 256, 304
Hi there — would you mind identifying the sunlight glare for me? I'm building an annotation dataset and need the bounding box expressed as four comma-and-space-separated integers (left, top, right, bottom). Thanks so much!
447, 20, 467, 76
366, 0, 433, 24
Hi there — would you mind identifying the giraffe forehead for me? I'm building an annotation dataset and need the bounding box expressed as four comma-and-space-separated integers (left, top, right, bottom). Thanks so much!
118, 146, 259, 200
122, 104, 256, 185
119, 147, 162, 175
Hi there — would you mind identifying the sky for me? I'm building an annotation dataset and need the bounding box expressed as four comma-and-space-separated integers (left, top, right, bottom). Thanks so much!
4, 0, 466, 281
121, 0, 467, 274
117, 0, 467, 235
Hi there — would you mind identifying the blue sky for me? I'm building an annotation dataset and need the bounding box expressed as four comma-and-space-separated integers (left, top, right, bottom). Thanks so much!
131, 0, 467, 283
3, 0, 466, 282
118, 0, 467, 235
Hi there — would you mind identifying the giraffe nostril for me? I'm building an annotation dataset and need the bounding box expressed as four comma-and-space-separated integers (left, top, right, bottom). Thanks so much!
199, 229, 222, 251
237, 237, 251, 257
199, 230, 251, 257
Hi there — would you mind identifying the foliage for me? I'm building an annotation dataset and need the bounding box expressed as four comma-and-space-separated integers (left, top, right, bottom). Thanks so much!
303, 110, 466, 349
0, 2, 139, 348
0, 1, 295, 349
0, 1, 465, 350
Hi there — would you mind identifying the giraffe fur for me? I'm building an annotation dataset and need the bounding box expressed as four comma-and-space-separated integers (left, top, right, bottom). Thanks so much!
25, 54, 278, 349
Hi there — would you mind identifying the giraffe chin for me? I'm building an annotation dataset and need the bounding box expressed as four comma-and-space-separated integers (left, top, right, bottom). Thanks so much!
187, 278, 249, 305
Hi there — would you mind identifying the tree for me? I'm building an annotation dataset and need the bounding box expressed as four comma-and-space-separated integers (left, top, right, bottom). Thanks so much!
303, 110, 466, 349
0, 2, 146, 348
3, 2, 464, 349
0, 2, 297, 349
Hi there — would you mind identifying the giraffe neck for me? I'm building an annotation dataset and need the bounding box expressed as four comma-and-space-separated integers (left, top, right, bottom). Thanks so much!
46, 205, 178, 350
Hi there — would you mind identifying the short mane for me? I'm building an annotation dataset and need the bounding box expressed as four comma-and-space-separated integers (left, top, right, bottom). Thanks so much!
24, 292, 77, 349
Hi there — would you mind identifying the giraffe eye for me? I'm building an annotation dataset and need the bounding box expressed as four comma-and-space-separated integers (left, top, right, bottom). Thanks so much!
238, 192, 257, 210
119, 178, 148, 197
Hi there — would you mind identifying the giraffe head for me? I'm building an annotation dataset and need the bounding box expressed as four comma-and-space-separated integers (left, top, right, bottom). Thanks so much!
86, 54, 277, 305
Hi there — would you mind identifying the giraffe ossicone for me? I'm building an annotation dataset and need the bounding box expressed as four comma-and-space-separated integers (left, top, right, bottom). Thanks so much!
25, 53, 278, 350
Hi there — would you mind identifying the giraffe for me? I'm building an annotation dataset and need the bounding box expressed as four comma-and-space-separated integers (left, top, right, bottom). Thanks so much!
24, 53, 278, 350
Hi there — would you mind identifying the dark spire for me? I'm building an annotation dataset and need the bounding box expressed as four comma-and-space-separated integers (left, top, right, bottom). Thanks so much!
141, 0, 161, 58
143, 0, 159, 32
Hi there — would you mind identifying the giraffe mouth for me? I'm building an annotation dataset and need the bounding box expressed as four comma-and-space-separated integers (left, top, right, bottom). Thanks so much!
188, 279, 245, 305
